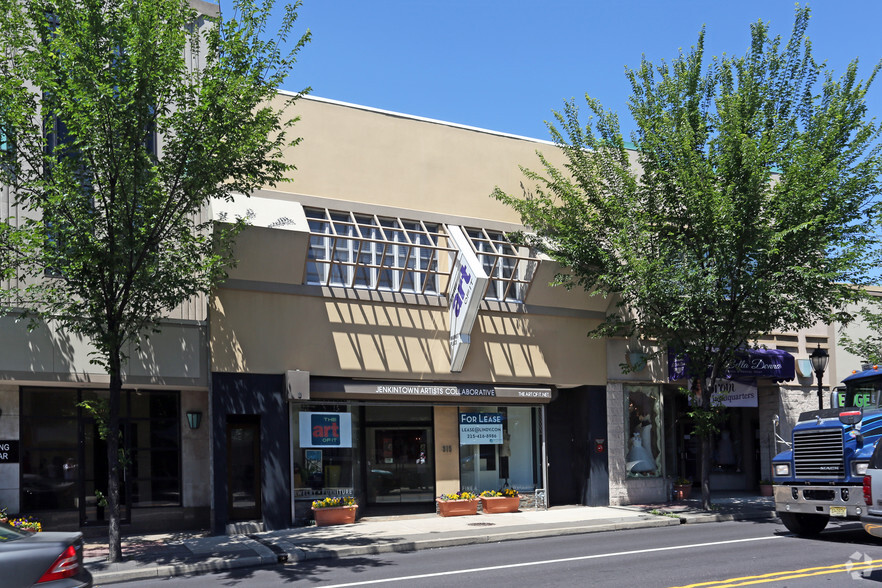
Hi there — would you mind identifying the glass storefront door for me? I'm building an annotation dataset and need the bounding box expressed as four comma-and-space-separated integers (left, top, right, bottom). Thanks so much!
366, 427, 434, 504
227, 418, 262, 521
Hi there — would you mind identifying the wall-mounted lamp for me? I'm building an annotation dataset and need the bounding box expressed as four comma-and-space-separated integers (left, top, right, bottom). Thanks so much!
186, 411, 202, 430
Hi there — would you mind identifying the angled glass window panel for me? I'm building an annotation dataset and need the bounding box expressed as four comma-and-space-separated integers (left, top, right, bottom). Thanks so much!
302, 207, 455, 295
329, 264, 347, 287
377, 267, 394, 290
354, 265, 372, 288
305, 260, 324, 285
400, 271, 416, 292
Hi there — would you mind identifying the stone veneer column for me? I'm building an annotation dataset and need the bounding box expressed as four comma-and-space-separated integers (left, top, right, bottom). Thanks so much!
606, 382, 628, 505
181, 390, 210, 508
0, 385, 19, 514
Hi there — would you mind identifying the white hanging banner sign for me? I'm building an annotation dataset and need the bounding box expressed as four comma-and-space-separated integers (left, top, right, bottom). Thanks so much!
710, 379, 758, 407
447, 225, 489, 372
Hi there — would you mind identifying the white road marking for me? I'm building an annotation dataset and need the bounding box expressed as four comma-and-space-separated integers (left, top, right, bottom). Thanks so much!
318, 535, 784, 587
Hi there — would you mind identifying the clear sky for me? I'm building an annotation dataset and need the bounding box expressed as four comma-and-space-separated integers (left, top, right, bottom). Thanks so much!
225, 0, 882, 142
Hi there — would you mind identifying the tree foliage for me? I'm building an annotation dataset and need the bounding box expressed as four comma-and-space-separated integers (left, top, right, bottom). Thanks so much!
839, 296, 882, 365
0, 0, 309, 560
494, 7, 882, 509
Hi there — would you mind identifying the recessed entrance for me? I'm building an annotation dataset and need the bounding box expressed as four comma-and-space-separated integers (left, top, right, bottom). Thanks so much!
363, 406, 434, 513
227, 417, 261, 521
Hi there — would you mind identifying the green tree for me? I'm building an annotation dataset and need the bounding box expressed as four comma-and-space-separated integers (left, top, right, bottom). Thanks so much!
839, 295, 882, 365
0, 0, 309, 561
494, 7, 881, 512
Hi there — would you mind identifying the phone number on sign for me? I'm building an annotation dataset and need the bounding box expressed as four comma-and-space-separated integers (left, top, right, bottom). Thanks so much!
463, 433, 500, 440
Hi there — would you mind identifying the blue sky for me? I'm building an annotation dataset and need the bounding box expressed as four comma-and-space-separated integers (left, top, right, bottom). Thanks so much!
229, 0, 882, 142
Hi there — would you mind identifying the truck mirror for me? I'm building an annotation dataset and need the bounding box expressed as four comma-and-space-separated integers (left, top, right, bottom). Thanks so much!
839, 409, 863, 426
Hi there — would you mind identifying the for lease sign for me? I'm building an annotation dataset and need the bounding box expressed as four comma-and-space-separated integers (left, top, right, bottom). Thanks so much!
459, 412, 503, 445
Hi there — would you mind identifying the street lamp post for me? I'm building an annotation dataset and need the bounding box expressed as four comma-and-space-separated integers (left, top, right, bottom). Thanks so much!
809, 344, 829, 410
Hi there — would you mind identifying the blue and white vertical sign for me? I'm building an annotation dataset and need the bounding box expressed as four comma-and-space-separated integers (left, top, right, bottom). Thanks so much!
447, 225, 489, 372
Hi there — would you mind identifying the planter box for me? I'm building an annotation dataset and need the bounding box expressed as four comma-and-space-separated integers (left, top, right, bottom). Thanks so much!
480, 496, 520, 514
437, 499, 479, 517
759, 484, 773, 497
312, 505, 357, 527
673, 484, 692, 500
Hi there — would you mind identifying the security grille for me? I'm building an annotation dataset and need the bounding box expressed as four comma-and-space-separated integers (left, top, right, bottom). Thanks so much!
793, 428, 845, 478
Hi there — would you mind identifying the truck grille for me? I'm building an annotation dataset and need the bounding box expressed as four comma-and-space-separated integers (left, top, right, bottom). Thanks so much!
793, 428, 844, 477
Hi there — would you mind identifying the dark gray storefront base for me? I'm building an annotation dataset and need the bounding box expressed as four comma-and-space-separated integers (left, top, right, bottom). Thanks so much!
546, 386, 609, 507
212, 372, 291, 534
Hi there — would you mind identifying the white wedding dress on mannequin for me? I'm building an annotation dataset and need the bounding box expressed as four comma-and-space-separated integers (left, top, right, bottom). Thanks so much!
626, 424, 655, 473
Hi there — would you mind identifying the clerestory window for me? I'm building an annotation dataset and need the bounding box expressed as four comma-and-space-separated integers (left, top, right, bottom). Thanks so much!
304, 207, 539, 304
305, 208, 448, 294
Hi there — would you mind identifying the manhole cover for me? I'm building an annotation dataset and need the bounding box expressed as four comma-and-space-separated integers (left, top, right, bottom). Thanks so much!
466, 522, 496, 527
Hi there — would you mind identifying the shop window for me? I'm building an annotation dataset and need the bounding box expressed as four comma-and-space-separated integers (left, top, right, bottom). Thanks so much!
20, 388, 181, 513
291, 405, 356, 497
459, 406, 542, 493
625, 385, 661, 478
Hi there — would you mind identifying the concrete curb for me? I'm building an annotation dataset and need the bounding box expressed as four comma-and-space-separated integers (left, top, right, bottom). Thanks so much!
282, 517, 680, 563
90, 552, 279, 584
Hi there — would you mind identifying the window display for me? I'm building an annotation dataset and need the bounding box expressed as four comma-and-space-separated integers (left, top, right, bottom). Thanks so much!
459, 406, 541, 493
626, 386, 661, 477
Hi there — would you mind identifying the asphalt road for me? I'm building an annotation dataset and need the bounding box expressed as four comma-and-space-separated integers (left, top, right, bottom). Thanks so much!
103, 518, 882, 587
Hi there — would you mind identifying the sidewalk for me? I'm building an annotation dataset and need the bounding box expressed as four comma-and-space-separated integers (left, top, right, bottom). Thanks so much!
84, 494, 776, 585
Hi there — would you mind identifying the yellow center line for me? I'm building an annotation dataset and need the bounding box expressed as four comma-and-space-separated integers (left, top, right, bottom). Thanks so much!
671, 559, 882, 587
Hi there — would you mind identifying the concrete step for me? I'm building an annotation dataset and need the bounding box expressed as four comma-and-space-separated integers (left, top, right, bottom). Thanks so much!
226, 520, 265, 535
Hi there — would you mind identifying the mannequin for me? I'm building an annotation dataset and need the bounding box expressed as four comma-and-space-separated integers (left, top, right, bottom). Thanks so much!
626, 425, 655, 473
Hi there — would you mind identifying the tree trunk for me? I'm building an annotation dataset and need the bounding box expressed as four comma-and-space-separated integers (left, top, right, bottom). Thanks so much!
700, 425, 712, 510
106, 353, 123, 563
696, 375, 714, 511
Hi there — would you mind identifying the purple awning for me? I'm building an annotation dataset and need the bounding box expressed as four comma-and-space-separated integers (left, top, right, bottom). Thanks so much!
668, 348, 795, 382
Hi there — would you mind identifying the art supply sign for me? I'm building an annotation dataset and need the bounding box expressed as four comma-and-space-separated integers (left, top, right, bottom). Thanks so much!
299, 412, 353, 448
459, 412, 503, 445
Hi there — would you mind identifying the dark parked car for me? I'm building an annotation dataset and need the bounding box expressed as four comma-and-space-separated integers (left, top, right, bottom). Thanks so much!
0, 523, 92, 587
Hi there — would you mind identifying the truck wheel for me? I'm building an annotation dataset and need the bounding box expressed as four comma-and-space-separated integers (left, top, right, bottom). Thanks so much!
778, 512, 829, 535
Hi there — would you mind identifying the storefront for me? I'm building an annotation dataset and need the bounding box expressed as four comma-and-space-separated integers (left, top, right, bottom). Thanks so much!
666, 349, 795, 492
287, 376, 551, 524
12, 386, 210, 533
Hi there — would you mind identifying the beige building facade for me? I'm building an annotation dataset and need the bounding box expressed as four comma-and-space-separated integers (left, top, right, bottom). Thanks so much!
209, 95, 615, 530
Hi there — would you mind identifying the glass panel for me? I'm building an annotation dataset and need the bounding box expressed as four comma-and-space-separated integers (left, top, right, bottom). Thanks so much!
459, 406, 540, 493
367, 428, 434, 504
21, 389, 78, 418
20, 418, 77, 449
21, 450, 78, 510
229, 426, 259, 512
626, 385, 662, 478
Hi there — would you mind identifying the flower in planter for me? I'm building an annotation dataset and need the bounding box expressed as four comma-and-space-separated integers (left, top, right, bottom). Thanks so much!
10, 516, 42, 532
481, 488, 520, 497
438, 491, 477, 501
674, 477, 692, 486
311, 496, 356, 509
